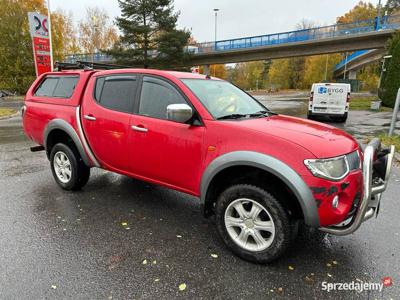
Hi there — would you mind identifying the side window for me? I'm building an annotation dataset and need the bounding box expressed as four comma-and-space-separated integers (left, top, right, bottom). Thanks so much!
35, 76, 78, 98
138, 76, 187, 120
35, 77, 59, 97
94, 75, 137, 113
53, 77, 79, 98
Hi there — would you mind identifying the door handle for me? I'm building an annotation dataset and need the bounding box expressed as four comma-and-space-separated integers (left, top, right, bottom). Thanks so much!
131, 125, 148, 132
84, 114, 96, 121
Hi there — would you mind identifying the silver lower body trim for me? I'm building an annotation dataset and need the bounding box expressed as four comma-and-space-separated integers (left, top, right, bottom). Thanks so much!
75, 106, 100, 168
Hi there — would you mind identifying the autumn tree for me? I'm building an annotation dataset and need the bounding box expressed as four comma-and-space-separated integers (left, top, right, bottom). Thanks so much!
78, 7, 118, 54
0, 0, 46, 93
110, 0, 190, 68
337, 1, 377, 23
51, 10, 79, 61
199, 65, 227, 79
267, 59, 291, 90
302, 54, 342, 88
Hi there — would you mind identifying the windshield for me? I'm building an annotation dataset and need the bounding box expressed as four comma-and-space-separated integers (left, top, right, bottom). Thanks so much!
182, 79, 269, 119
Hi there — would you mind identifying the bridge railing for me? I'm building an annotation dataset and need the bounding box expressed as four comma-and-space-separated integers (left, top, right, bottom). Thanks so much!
64, 16, 400, 63
191, 16, 400, 54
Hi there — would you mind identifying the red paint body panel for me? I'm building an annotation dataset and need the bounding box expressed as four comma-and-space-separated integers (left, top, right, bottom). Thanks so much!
23, 68, 364, 227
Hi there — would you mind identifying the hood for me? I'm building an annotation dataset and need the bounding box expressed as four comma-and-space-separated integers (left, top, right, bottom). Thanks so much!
230, 115, 358, 158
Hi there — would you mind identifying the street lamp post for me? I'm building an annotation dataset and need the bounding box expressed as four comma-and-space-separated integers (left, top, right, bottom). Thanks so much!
46, 0, 54, 70
213, 8, 219, 48
377, 0, 382, 30
378, 55, 392, 90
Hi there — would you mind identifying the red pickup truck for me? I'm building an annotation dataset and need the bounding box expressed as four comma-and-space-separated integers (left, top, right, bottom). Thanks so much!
22, 68, 395, 263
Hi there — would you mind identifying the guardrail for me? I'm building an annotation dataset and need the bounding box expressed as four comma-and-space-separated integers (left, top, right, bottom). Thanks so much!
64, 15, 400, 64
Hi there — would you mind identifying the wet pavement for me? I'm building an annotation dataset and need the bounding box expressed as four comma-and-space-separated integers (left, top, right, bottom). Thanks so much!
0, 103, 399, 299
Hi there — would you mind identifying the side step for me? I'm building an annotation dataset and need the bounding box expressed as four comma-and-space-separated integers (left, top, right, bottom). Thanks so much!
30, 145, 45, 152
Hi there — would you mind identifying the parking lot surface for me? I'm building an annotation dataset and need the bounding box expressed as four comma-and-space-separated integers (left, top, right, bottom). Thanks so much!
0, 110, 399, 299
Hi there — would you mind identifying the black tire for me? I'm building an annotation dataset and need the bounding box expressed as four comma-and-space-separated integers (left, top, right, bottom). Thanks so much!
215, 184, 293, 263
307, 111, 315, 120
50, 143, 90, 190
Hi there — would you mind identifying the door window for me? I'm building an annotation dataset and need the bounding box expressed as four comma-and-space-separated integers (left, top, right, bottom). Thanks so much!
94, 75, 137, 113
138, 76, 187, 120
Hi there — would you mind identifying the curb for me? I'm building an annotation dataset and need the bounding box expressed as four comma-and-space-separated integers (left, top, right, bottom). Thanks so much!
0, 111, 20, 120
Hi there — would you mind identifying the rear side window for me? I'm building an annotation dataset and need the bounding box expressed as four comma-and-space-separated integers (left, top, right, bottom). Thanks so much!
35, 76, 79, 98
94, 75, 137, 113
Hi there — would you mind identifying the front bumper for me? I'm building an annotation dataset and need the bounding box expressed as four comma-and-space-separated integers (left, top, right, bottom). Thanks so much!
320, 138, 395, 236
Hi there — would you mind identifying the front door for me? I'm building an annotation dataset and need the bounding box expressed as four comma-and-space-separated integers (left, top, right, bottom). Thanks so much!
81, 74, 138, 172
130, 75, 205, 194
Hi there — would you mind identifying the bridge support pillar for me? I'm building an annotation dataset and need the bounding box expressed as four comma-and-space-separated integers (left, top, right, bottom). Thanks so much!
348, 70, 357, 80
203, 64, 210, 76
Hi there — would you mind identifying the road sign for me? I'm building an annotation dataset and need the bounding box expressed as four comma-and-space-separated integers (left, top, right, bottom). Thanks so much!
28, 12, 52, 76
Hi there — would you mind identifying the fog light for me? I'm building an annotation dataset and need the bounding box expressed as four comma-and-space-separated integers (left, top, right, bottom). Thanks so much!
332, 195, 339, 208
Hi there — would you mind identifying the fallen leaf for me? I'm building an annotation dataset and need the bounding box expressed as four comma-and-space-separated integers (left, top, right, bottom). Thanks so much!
154, 278, 160, 282
121, 222, 128, 226
76, 218, 81, 221
327, 273, 333, 278
332, 260, 338, 265
178, 283, 187, 291
288, 265, 294, 271
142, 259, 148, 265
176, 235, 182, 238
270, 289, 274, 293
326, 263, 332, 267
152, 260, 157, 264
211, 254, 218, 258
277, 287, 283, 293
125, 227, 130, 230
62, 228, 66, 231
51, 285, 57, 289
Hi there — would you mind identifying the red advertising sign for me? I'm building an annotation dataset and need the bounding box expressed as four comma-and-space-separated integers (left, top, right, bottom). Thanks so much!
28, 12, 53, 76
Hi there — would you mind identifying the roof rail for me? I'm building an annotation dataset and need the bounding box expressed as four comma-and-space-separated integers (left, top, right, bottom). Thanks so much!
54, 61, 135, 71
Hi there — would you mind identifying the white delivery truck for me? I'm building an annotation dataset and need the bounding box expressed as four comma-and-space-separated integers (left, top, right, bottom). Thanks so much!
307, 83, 351, 123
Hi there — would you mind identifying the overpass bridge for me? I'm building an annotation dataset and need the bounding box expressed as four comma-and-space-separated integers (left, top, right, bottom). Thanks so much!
64, 16, 400, 67
333, 49, 385, 78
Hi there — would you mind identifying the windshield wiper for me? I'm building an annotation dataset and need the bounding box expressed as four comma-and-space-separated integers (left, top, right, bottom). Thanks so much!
216, 114, 248, 120
249, 110, 269, 117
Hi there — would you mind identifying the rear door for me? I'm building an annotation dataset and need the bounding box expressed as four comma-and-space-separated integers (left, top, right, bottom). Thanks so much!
81, 74, 138, 172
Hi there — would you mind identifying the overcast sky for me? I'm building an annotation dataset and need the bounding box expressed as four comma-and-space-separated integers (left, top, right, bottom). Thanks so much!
49, 0, 384, 42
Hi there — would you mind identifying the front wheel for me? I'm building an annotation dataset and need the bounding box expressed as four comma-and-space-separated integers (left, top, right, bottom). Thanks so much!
50, 143, 90, 190
215, 184, 293, 263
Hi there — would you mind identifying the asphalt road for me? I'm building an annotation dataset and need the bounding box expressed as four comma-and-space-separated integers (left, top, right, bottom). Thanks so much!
0, 112, 399, 299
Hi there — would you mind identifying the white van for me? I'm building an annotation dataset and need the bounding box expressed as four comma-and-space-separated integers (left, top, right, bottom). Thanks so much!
307, 83, 350, 122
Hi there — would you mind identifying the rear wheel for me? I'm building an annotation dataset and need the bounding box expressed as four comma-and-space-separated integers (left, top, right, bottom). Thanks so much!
215, 184, 293, 263
307, 111, 315, 120
50, 143, 90, 190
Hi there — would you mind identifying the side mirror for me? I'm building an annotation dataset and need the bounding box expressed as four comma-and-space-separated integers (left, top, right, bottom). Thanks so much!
166, 104, 193, 123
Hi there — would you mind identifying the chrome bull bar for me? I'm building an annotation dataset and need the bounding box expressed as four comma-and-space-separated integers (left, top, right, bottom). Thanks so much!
320, 138, 395, 236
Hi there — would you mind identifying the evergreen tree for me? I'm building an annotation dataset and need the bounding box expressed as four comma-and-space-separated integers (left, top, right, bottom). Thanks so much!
110, 0, 190, 68
379, 32, 400, 108
385, 0, 400, 15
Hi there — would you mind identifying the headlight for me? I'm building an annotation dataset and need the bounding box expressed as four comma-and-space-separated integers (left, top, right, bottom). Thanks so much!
304, 155, 349, 181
